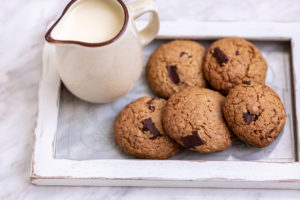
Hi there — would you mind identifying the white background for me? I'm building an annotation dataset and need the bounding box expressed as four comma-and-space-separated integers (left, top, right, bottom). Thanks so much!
1, 0, 300, 199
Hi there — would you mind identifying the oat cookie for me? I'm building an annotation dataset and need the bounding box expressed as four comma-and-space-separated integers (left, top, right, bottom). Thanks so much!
204, 37, 267, 95
114, 96, 181, 159
222, 81, 286, 148
163, 87, 232, 153
146, 40, 207, 98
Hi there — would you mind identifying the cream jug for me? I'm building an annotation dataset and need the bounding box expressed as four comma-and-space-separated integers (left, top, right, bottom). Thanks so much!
45, 0, 159, 103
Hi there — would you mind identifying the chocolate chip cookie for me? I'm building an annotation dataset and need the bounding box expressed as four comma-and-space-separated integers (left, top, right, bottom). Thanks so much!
222, 81, 286, 148
204, 37, 267, 95
163, 87, 232, 153
114, 96, 181, 159
146, 40, 207, 98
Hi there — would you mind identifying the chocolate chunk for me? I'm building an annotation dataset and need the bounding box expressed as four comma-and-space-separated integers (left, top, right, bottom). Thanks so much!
141, 118, 162, 139
182, 131, 205, 149
242, 80, 251, 85
267, 128, 275, 138
146, 97, 158, 112
167, 65, 180, 84
259, 135, 264, 140
213, 47, 229, 65
235, 50, 240, 55
243, 112, 258, 124
179, 52, 189, 57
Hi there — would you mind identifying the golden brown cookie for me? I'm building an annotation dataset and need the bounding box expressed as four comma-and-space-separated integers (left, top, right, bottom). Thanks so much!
222, 81, 286, 148
204, 37, 267, 95
114, 96, 181, 159
163, 87, 232, 153
146, 40, 207, 98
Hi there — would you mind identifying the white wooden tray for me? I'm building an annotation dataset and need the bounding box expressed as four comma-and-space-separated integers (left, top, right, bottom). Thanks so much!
31, 21, 300, 189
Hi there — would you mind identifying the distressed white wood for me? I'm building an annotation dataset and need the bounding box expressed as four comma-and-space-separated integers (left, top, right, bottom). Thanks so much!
31, 21, 300, 188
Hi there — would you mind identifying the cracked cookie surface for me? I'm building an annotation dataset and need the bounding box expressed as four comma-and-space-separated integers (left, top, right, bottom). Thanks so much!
114, 96, 181, 159
222, 82, 286, 148
204, 37, 267, 95
163, 87, 233, 153
146, 40, 207, 98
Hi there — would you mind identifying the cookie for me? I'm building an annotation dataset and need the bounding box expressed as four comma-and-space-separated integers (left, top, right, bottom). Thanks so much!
114, 96, 181, 159
222, 81, 286, 148
163, 87, 232, 153
204, 37, 267, 95
146, 40, 207, 98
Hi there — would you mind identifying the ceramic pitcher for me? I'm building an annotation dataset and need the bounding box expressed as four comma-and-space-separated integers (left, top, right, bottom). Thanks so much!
45, 0, 159, 103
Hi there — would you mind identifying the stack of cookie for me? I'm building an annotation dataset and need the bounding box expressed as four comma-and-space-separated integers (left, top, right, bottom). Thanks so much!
114, 38, 286, 159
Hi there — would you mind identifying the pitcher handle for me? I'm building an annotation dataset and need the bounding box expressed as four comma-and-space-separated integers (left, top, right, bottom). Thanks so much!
128, 0, 160, 47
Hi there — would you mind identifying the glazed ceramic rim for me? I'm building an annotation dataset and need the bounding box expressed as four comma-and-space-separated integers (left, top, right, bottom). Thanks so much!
45, 0, 129, 47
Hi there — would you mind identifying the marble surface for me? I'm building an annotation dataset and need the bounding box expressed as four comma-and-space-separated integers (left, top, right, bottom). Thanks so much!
1, 0, 300, 199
